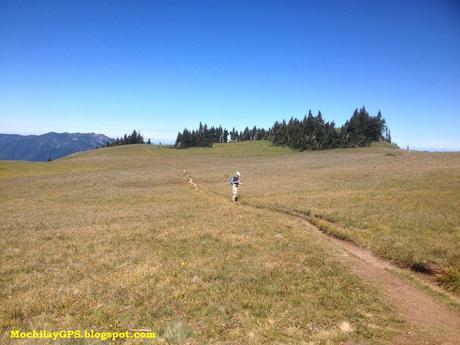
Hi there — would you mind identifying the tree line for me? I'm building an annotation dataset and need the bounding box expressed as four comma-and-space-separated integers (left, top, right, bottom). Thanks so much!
175, 107, 391, 150
272, 107, 389, 150
104, 130, 151, 147
174, 123, 268, 148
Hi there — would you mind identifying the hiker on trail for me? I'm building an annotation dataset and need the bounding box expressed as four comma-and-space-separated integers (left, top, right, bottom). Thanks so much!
230, 171, 241, 203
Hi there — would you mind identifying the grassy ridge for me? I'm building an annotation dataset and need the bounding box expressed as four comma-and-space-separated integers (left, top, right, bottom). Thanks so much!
0, 144, 402, 344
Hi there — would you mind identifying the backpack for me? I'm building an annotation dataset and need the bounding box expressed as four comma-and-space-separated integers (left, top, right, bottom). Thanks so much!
229, 175, 237, 185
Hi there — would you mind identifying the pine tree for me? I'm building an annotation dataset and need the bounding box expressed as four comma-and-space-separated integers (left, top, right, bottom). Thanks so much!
175, 132, 183, 147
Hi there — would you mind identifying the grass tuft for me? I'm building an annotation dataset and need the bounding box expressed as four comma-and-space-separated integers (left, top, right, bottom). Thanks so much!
162, 320, 192, 345
438, 266, 460, 294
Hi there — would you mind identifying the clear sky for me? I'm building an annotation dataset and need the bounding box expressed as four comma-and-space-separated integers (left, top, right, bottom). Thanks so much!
1, 0, 459, 149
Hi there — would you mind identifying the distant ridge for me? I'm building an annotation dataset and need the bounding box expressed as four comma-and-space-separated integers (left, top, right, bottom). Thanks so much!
0, 132, 113, 162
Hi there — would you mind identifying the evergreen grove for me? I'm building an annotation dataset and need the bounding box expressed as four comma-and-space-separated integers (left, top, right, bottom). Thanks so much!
175, 107, 391, 150
104, 130, 150, 147
175, 123, 268, 148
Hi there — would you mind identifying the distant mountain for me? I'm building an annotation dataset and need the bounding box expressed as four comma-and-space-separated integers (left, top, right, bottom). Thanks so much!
0, 132, 114, 162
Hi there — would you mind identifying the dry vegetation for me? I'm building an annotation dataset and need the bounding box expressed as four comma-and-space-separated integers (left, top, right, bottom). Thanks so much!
186, 141, 460, 294
1, 141, 459, 344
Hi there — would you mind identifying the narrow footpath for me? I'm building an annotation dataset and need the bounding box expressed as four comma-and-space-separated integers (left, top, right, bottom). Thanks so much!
182, 169, 460, 345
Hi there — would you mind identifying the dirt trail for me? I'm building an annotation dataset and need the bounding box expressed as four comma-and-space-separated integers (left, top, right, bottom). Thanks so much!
181, 170, 460, 344
183, 169, 198, 190
300, 218, 460, 345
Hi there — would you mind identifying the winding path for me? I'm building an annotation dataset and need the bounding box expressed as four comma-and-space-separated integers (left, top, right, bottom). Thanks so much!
182, 169, 460, 344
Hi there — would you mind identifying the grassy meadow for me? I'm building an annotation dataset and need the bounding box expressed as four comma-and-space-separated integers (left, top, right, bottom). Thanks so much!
1, 141, 459, 344
191, 141, 460, 293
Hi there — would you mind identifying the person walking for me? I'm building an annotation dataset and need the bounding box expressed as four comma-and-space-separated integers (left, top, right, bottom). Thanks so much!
230, 171, 241, 203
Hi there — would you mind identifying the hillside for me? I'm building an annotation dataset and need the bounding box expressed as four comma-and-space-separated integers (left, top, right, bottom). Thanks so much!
0, 132, 112, 162
1, 142, 459, 344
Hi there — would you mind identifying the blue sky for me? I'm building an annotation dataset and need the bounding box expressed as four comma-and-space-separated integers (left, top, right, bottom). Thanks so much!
1, 0, 459, 149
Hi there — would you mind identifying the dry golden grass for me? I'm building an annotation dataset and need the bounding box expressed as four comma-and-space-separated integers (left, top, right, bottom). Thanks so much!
0, 144, 405, 344
188, 141, 460, 293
